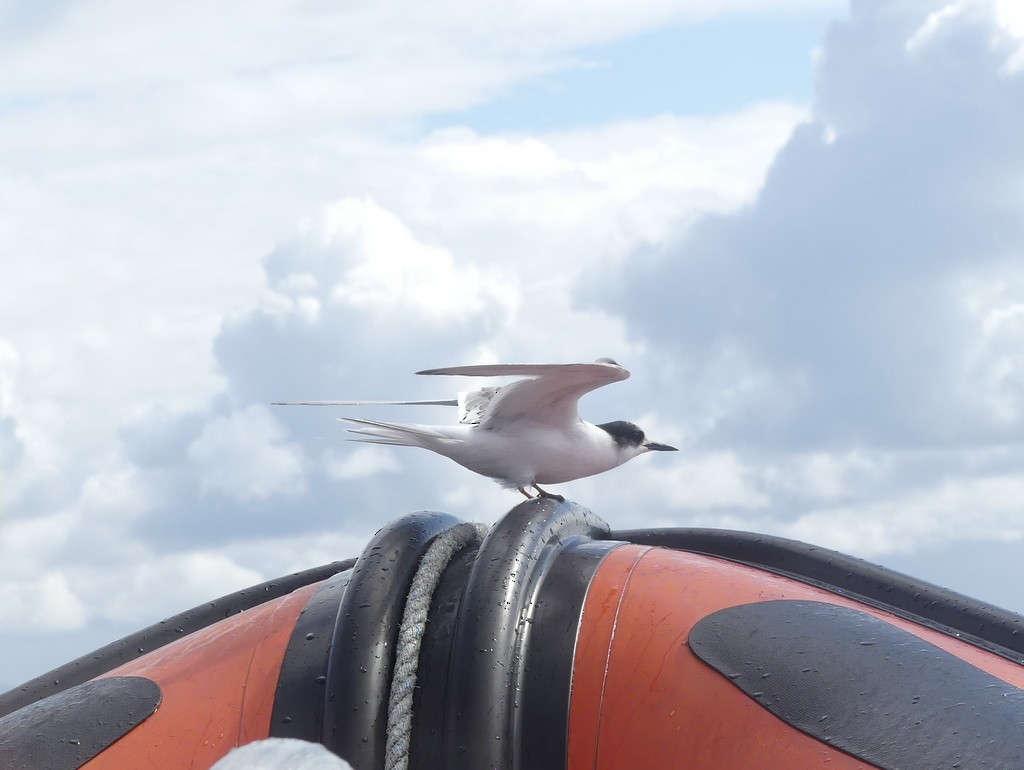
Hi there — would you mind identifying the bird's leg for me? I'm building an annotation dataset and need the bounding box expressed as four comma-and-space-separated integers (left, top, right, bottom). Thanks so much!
532, 483, 565, 502
518, 486, 535, 499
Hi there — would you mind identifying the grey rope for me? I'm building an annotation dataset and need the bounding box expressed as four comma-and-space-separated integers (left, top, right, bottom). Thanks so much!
384, 521, 490, 770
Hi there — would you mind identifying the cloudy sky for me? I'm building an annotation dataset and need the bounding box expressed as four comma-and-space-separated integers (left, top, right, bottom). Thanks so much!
2, 0, 1023, 689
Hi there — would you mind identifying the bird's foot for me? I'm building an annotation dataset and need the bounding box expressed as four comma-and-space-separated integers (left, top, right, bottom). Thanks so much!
517, 486, 534, 500
531, 483, 565, 502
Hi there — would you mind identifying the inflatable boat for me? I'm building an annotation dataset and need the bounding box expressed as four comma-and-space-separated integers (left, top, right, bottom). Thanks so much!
1, 498, 1022, 769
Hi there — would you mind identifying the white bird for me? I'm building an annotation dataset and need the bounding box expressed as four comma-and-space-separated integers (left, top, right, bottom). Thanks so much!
273, 358, 677, 499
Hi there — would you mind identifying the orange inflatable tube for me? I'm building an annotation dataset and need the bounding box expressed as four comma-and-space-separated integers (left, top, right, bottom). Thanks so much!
0, 500, 1021, 769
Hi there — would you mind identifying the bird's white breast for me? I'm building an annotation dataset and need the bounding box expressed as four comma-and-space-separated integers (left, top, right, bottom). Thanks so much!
442, 421, 622, 487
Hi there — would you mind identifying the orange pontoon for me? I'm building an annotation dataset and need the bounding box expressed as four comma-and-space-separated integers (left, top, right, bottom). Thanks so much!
1, 499, 1022, 768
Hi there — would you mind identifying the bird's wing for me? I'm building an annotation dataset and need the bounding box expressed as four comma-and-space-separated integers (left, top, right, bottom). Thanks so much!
272, 399, 458, 407
417, 363, 624, 378
456, 387, 500, 425
417, 361, 629, 430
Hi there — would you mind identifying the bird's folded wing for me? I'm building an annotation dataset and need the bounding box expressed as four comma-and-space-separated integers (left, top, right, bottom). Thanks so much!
420, 361, 629, 430
417, 363, 625, 378
457, 387, 499, 425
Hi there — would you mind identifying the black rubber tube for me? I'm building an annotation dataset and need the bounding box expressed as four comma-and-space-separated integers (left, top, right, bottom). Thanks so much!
444, 498, 610, 770
322, 510, 462, 768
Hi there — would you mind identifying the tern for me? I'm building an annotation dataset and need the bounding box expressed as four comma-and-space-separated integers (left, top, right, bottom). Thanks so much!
273, 358, 677, 499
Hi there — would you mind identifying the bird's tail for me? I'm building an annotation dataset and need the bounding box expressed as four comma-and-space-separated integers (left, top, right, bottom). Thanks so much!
340, 417, 453, 449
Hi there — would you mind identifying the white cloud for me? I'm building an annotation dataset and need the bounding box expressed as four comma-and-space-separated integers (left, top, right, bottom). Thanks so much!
582, 0, 1024, 583
81, 550, 264, 625
187, 405, 306, 502
0, 572, 87, 632
780, 474, 1024, 557
615, 0, 1024, 449
321, 198, 520, 322
324, 446, 401, 481
905, 2, 977, 54
955, 266, 1024, 424
418, 104, 805, 265
222, 530, 374, 580
648, 452, 772, 509
993, 0, 1024, 71
0, 74, 800, 550
422, 136, 567, 179
0, 0, 834, 172
995, 0, 1024, 35
0, 540, 271, 632
7, 0, 1024, 696
0, 338, 18, 416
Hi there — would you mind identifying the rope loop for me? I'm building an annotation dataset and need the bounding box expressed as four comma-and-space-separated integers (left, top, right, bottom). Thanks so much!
384, 522, 489, 770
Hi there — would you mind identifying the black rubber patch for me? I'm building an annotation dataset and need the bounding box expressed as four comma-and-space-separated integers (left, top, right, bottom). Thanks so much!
0, 676, 161, 770
689, 600, 1024, 770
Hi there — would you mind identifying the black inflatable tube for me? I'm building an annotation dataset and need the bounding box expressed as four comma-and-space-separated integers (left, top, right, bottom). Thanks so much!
443, 498, 611, 770
322, 510, 463, 768
271, 569, 354, 743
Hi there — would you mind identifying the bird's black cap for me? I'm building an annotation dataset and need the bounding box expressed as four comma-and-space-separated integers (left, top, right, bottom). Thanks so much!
598, 420, 677, 451
597, 420, 646, 449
